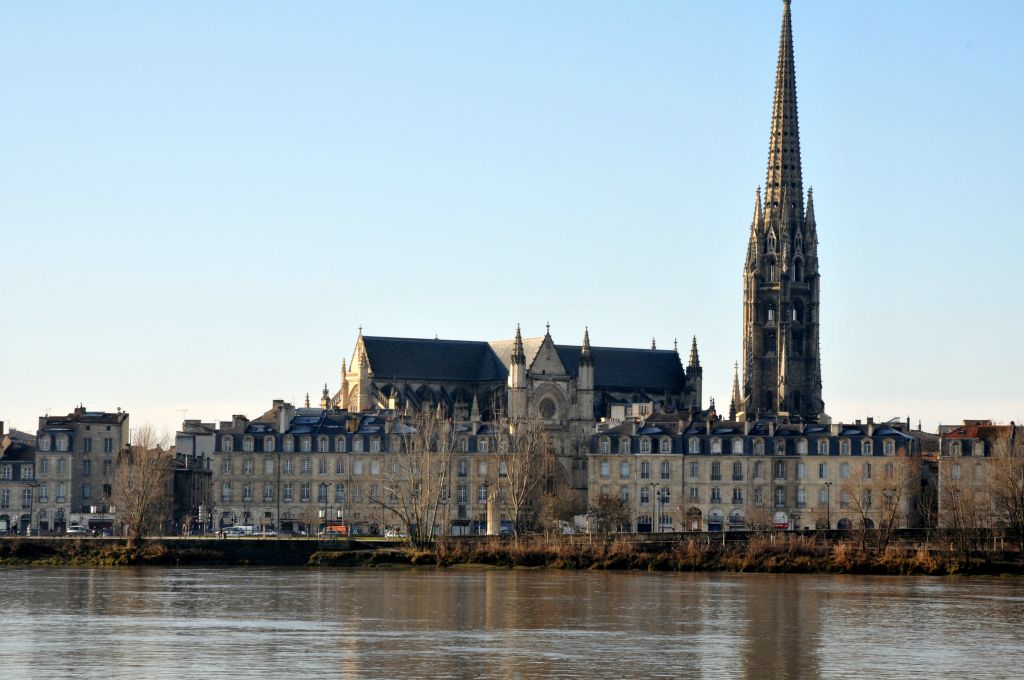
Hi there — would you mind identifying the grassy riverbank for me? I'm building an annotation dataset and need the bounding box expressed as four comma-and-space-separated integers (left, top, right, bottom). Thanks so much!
424, 535, 1024, 576
4, 534, 1021, 575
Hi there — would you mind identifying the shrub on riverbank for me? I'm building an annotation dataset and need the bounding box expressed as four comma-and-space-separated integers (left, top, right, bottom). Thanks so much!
2, 536, 1020, 575
427, 535, 1022, 576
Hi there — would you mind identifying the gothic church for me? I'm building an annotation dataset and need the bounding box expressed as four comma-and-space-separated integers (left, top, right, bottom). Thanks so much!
333, 0, 825, 440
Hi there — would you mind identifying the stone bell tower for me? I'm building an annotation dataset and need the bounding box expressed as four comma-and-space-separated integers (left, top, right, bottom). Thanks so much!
740, 0, 824, 422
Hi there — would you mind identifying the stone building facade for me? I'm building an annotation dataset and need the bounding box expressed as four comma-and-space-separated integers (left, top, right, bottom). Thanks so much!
937, 420, 1023, 531
34, 406, 128, 534
588, 416, 921, 532
200, 400, 552, 535
0, 423, 37, 534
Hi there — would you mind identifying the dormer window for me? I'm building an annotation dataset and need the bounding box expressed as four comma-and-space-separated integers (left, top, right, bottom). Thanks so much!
222, 436, 233, 453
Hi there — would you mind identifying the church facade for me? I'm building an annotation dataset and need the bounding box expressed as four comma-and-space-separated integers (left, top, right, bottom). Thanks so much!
332, 326, 704, 490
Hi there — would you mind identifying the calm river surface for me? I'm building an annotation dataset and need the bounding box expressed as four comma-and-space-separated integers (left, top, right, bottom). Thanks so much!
1, 567, 1021, 679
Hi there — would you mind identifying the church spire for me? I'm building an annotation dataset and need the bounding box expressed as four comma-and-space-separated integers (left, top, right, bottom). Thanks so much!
765, 0, 803, 216
741, 0, 823, 422
729, 362, 741, 420
512, 323, 525, 364
805, 186, 816, 231
580, 327, 593, 367
688, 336, 700, 369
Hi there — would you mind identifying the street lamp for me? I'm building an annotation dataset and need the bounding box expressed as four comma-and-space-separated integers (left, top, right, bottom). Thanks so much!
648, 482, 660, 533
25, 481, 40, 536
319, 482, 333, 536
481, 481, 491, 535
824, 481, 833, 531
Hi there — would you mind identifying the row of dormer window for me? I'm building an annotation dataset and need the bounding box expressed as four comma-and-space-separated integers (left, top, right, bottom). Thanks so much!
597, 436, 898, 456
220, 434, 500, 454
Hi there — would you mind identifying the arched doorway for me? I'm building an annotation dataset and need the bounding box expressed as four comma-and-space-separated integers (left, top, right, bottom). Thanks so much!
728, 509, 746, 530
686, 507, 702, 532
837, 518, 853, 530
708, 509, 724, 532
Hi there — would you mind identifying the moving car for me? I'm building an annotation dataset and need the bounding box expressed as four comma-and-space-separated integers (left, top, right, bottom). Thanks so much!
65, 525, 88, 536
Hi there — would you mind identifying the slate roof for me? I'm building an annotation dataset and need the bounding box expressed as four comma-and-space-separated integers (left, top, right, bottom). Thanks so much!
364, 337, 506, 382
556, 345, 686, 391
361, 335, 686, 393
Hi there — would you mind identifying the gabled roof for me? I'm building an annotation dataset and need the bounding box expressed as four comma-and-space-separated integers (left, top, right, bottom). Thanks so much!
364, 336, 506, 382
555, 345, 685, 391
359, 334, 688, 394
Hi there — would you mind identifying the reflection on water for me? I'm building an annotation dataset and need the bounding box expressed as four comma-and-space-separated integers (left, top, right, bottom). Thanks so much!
1, 567, 1021, 679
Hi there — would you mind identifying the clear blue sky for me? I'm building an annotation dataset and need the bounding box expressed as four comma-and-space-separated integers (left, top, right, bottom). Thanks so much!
3, 1, 1022, 437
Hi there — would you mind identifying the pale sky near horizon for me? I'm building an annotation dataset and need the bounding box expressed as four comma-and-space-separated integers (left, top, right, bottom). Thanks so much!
3, 1, 1022, 437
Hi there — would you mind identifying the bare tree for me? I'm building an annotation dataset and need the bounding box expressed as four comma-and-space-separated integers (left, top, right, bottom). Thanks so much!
938, 460, 988, 554
873, 456, 921, 551
839, 462, 877, 552
838, 456, 920, 552
493, 416, 557, 537
377, 409, 458, 547
115, 424, 174, 547
587, 493, 630, 535
984, 426, 1024, 550
536, 479, 585, 538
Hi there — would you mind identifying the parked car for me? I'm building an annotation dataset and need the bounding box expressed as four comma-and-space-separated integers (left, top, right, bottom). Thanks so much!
65, 525, 88, 536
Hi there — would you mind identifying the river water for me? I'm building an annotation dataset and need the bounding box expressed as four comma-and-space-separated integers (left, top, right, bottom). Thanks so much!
0, 567, 1021, 679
